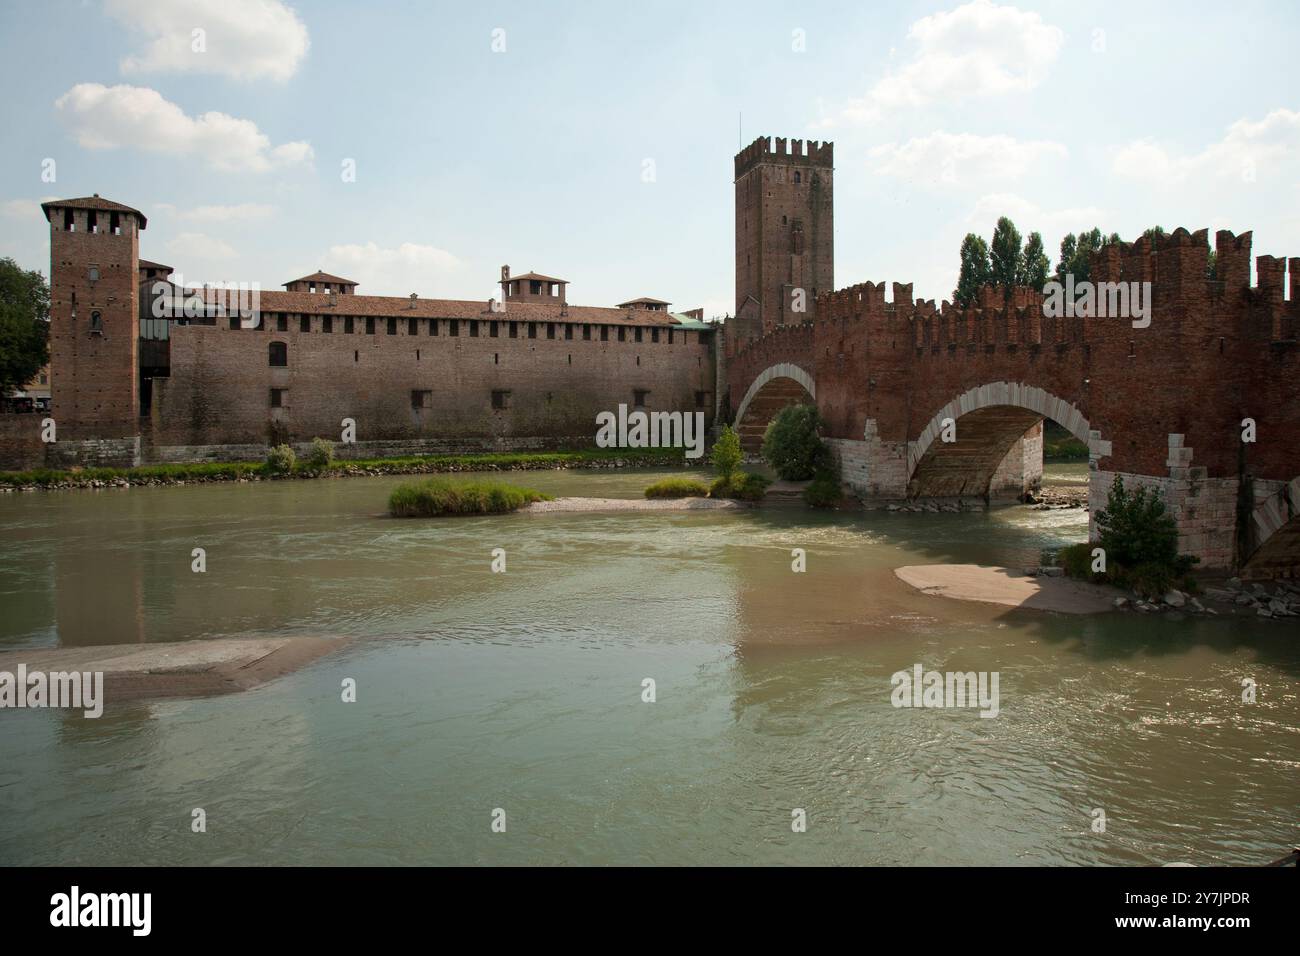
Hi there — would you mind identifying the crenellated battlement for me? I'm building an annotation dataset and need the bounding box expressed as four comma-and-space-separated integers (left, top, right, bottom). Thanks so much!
728, 320, 815, 370
734, 135, 834, 178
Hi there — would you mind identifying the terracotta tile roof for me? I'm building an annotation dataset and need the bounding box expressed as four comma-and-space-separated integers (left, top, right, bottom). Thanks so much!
41, 195, 147, 228
187, 288, 697, 328
617, 296, 672, 307
505, 272, 567, 283
138, 259, 173, 272
284, 271, 358, 287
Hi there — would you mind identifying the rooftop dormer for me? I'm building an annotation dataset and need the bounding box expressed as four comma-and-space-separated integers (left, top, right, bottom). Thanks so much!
500, 265, 567, 304
617, 296, 672, 313
284, 270, 358, 294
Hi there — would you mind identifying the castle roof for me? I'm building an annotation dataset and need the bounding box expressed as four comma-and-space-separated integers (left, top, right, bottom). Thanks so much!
506, 271, 567, 284
284, 271, 357, 287
138, 259, 173, 273
41, 195, 147, 228
617, 297, 671, 307
186, 288, 697, 328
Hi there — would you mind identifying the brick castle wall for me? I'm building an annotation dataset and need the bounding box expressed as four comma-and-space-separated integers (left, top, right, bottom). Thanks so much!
151, 317, 716, 447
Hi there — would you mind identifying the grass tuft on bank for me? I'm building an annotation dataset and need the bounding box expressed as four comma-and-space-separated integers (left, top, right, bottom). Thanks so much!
643, 477, 711, 499
709, 471, 770, 501
388, 477, 553, 517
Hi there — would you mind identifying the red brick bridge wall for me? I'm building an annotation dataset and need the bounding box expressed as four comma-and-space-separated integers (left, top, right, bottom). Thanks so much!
728, 227, 1300, 572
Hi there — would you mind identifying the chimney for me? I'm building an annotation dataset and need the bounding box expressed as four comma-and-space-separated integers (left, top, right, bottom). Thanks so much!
500, 265, 510, 281
408, 292, 418, 310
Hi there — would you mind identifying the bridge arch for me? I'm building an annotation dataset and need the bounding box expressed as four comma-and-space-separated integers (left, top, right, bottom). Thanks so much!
907, 382, 1103, 499
733, 363, 816, 452
1243, 476, 1300, 571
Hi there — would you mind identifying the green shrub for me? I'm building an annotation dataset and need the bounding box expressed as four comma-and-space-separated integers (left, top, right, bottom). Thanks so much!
761, 404, 829, 480
1056, 477, 1200, 598
306, 437, 335, 473
266, 443, 296, 475
711, 424, 742, 479
804, 471, 841, 508
710, 471, 770, 501
1057, 542, 1099, 580
644, 477, 711, 499
1094, 476, 1179, 569
388, 478, 552, 517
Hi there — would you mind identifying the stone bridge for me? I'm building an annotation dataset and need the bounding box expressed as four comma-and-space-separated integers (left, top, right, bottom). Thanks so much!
725, 228, 1300, 573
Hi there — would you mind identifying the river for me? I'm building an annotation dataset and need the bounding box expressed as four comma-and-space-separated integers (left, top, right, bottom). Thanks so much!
0, 464, 1296, 865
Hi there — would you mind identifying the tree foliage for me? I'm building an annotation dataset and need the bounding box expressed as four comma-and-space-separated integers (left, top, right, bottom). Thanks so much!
1018, 231, 1050, 289
1054, 228, 1120, 284
0, 258, 50, 397
989, 216, 1023, 294
761, 404, 828, 481
955, 219, 1054, 305
711, 424, 742, 478
954, 233, 991, 307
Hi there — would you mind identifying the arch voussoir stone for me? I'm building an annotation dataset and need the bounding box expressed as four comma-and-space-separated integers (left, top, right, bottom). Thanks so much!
907, 381, 1097, 477
733, 362, 816, 432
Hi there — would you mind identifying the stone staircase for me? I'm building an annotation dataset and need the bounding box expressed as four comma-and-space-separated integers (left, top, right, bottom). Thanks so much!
762, 479, 810, 507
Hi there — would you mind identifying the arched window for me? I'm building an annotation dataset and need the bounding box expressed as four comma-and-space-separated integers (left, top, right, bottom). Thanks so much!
269, 341, 288, 367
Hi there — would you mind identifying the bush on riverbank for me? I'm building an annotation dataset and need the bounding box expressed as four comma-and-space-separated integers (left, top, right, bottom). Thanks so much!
710, 471, 770, 501
388, 478, 552, 517
0, 447, 696, 490
1058, 476, 1198, 597
711, 425, 742, 480
761, 404, 829, 480
266, 444, 296, 475
305, 437, 335, 474
803, 469, 842, 508
644, 477, 711, 499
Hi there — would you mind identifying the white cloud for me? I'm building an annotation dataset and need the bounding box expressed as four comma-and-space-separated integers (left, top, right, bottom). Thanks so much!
965, 193, 1108, 239
825, 1, 1063, 126
320, 242, 463, 297
155, 202, 276, 222
1113, 108, 1300, 185
54, 83, 313, 173
870, 132, 1067, 186
0, 198, 58, 221
166, 232, 239, 260
107, 0, 310, 82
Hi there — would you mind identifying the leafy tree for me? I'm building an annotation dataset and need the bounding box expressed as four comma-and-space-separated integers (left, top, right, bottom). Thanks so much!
989, 216, 1023, 294
761, 404, 829, 480
1018, 231, 1050, 289
1055, 234, 1077, 283
0, 258, 50, 397
1206, 249, 1217, 279
1054, 227, 1119, 284
710, 424, 742, 479
954, 233, 992, 307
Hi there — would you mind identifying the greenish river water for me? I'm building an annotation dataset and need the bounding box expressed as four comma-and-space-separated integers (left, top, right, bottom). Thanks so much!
0, 464, 1296, 865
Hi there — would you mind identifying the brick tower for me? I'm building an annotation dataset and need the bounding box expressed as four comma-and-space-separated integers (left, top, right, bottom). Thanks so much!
41, 195, 145, 441
733, 136, 833, 347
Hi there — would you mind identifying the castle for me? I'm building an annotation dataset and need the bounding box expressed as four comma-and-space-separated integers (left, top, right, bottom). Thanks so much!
10, 136, 1299, 574
3, 196, 719, 469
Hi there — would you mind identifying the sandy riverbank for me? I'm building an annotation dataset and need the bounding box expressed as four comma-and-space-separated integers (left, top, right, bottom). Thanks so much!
894, 564, 1116, 614
0, 636, 345, 705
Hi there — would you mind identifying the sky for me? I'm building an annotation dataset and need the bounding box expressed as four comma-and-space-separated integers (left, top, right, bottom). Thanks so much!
1, 0, 1298, 317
